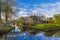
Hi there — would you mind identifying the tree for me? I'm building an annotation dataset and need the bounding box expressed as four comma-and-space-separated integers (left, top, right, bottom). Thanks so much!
54, 14, 60, 24
0, 5, 1, 24
0, 0, 17, 22
0, 2, 4, 24
0, 0, 18, 40
3, 5, 16, 22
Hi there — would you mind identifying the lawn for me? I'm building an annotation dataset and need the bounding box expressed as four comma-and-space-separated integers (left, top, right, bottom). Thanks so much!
29, 23, 60, 30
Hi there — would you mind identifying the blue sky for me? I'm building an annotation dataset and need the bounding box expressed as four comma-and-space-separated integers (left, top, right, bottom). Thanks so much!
16, 0, 60, 17
17, 0, 60, 5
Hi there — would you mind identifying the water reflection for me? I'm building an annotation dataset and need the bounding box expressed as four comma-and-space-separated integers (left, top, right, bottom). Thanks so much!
7, 26, 60, 40
15, 32, 60, 40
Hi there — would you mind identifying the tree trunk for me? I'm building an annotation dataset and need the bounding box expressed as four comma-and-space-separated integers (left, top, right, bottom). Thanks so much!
0, 7, 2, 28
0, 7, 1, 22
5, 12, 8, 22
5, 12, 8, 40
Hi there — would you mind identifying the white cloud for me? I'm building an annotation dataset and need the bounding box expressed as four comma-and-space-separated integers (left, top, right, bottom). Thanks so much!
19, 11, 28, 17
18, 2, 60, 17
32, 2, 60, 17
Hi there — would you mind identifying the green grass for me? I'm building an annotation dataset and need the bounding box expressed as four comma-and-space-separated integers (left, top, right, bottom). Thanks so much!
29, 23, 60, 30
0, 25, 14, 36
0, 25, 13, 31
31, 24, 46, 29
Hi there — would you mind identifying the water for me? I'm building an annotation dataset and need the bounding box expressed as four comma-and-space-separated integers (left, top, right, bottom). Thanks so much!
7, 26, 60, 40
7, 31, 60, 40
15, 32, 60, 40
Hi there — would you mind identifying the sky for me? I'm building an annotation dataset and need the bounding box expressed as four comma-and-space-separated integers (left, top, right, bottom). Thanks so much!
16, 0, 60, 17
